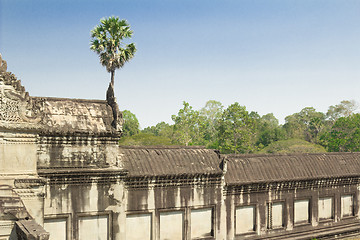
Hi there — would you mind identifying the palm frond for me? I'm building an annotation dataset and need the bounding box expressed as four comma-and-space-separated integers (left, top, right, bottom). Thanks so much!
90, 16, 136, 73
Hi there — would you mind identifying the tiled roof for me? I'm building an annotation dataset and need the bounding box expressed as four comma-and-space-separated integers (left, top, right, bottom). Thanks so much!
225, 152, 360, 185
120, 146, 222, 177
33, 97, 117, 135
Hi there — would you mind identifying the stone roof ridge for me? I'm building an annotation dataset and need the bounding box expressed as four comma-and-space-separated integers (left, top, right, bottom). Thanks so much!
121, 146, 223, 177
31, 96, 107, 104
0, 54, 31, 103
0, 54, 122, 135
119, 145, 207, 149
224, 152, 360, 185
225, 152, 360, 159
0, 54, 106, 106
0, 54, 45, 131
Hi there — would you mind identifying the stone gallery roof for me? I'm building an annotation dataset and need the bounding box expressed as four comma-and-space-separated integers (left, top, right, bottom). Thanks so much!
225, 152, 360, 185
0, 54, 120, 135
33, 97, 116, 135
120, 146, 223, 177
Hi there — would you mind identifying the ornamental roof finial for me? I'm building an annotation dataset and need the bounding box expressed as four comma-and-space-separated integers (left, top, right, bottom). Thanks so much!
0, 54, 8, 74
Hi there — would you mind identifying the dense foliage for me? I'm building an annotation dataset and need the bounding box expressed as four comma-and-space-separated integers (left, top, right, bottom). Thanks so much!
120, 100, 359, 153
320, 114, 360, 152
122, 110, 140, 137
259, 139, 326, 154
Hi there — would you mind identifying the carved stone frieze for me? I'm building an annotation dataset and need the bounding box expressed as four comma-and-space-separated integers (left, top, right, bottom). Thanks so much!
38, 168, 127, 185
1, 54, 122, 135
0, 54, 43, 130
125, 174, 223, 190
224, 176, 360, 195
14, 178, 46, 189
0, 54, 7, 73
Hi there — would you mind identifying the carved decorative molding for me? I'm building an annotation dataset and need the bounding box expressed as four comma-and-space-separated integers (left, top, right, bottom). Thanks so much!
0, 54, 122, 136
38, 168, 127, 185
0, 132, 37, 144
125, 174, 223, 189
224, 176, 360, 195
37, 135, 121, 144
0, 54, 43, 129
14, 178, 46, 189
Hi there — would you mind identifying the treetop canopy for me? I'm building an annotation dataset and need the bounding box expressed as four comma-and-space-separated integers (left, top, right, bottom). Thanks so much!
90, 16, 136, 74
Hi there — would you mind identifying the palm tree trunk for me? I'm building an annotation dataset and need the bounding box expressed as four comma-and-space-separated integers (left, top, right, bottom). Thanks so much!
107, 70, 115, 104
111, 71, 115, 86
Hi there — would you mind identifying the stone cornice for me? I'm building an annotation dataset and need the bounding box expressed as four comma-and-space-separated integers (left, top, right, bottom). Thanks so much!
14, 178, 46, 188
0, 132, 37, 143
38, 167, 128, 185
125, 173, 223, 189
224, 176, 360, 195
37, 135, 120, 144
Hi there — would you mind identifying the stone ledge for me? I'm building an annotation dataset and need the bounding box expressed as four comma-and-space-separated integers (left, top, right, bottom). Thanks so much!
15, 219, 49, 240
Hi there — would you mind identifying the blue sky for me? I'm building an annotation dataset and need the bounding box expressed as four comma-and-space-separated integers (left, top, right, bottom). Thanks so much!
1, 0, 360, 128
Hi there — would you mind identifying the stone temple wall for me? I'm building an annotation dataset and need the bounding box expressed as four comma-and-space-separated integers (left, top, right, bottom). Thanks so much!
0, 54, 49, 239
3, 53, 360, 240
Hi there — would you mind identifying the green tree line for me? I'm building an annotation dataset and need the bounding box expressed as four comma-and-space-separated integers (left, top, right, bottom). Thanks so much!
119, 100, 359, 154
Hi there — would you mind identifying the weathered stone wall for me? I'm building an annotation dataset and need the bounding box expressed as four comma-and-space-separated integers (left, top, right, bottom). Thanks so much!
125, 180, 226, 240
0, 132, 47, 239
4, 54, 360, 240
38, 136, 127, 240
0, 132, 37, 181
0, 54, 124, 240
225, 181, 360, 240
37, 136, 122, 169
43, 179, 126, 240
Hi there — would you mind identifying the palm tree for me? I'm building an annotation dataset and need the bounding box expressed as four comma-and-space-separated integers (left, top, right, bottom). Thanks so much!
90, 17, 136, 130
90, 16, 136, 87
